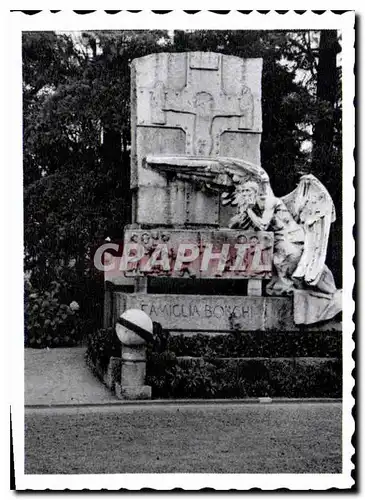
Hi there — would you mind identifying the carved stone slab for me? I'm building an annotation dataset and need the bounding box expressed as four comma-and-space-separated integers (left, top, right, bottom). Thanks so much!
130, 52, 263, 226
121, 228, 273, 279
113, 293, 298, 332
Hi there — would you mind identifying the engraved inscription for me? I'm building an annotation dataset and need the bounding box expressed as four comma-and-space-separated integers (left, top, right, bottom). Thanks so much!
116, 293, 271, 331
139, 301, 251, 320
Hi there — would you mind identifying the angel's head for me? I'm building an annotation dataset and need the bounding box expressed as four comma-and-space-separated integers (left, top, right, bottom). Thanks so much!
238, 181, 259, 205
141, 233, 151, 245
249, 235, 259, 248
236, 234, 247, 245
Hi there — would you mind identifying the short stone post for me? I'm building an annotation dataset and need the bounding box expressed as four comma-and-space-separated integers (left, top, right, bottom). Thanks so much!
247, 278, 263, 296
114, 309, 154, 400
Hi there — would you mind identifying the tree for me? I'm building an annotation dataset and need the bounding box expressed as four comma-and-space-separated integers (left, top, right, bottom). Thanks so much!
312, 30, 341, 177
23, 30, 172, 336
313, 31, 342, 283
255, 29, 342, 284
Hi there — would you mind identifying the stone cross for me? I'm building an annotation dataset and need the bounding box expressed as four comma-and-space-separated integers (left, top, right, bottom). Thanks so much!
131, 52, 262, 226
150, 83, 253, 156
147, 53, 254, 156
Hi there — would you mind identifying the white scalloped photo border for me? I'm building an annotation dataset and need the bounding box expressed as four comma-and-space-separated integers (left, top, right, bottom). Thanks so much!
6, 9, 355, 491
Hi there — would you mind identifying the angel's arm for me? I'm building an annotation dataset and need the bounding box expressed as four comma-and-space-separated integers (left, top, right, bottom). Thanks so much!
245, 199, 275, 231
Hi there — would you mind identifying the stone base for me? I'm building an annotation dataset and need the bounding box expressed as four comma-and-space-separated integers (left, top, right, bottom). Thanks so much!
115, 383, 152, 400
103, 357, 121, 391
111, 292, 342, 333
113, 293, 297, 331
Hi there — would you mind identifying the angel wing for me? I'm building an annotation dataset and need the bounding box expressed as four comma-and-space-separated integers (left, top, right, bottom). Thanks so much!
282, 174, 336, 286
216, 157, 270, 183
144, 155, 233, 189
214, 157, 273, 209
144, 155, 272, 200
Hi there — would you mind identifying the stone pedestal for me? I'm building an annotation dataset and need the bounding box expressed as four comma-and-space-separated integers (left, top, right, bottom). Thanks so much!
121, 345, 147, 385
115, 309, 153, 400
115, 383, 152, 400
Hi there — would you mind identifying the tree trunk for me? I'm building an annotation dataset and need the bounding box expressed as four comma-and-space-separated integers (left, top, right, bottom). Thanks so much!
102, 129, 132, 225
313, 30, 342, 286
312, 30, 339, 178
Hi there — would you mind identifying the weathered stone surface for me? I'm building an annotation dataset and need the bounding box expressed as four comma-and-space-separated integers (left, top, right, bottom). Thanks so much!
264, 297, 297, 331
130, 52, 262, 226
113, 293, 303, 332
121, 360, 147, 387
220, 132, 261, 164
116, 309, 153, 346
115, 342, 151, 399
103, 356, 121, 390
115, 383, 152, 400
122, 345, 147, 362
302, 319, 342, 332
293, 289, 342, 325
107, 289, 341, 332
116, 324, 148, 346
120, 228, 273, 279
247, 279, 263, 296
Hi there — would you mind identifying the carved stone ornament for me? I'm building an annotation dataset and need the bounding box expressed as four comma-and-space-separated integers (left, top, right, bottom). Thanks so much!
144, 155, 342, 325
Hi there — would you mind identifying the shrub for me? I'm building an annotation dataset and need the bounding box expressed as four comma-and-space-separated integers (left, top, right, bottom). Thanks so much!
208, 358, 342, 398
85, 326, 120, 371
25, 281, 82, 348
146, 357, 342, 399
167, 331, 342, 359
86, 324, 342, 399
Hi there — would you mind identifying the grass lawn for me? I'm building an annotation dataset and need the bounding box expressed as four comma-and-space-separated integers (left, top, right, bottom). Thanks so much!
25, 403, 342, 474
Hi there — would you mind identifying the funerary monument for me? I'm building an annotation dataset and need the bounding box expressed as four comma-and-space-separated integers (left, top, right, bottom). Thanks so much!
102, 52, 342, 398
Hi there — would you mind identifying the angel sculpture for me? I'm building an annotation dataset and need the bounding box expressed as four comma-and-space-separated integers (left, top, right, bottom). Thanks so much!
145, 155, 342, 325
217, 157, 342, 325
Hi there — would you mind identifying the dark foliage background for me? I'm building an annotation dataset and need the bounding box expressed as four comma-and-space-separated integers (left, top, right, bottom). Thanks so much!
23, 30, 342, 345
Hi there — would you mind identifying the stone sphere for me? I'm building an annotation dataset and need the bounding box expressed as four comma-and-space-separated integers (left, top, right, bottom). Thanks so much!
116, 308, 153, 346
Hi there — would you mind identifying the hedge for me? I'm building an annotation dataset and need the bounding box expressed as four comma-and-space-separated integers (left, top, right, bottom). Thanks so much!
86, 327, 120, 372
167, 331, 342, 359
86, 330, 342, 370
146, 354, 342, 399
86, 327, 342, 399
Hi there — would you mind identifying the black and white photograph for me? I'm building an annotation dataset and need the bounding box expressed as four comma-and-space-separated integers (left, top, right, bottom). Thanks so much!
7, 9, 355, 491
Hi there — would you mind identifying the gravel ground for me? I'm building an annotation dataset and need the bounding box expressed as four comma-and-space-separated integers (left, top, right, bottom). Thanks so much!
25, 348, 118, 405
25, 402, 342, 474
